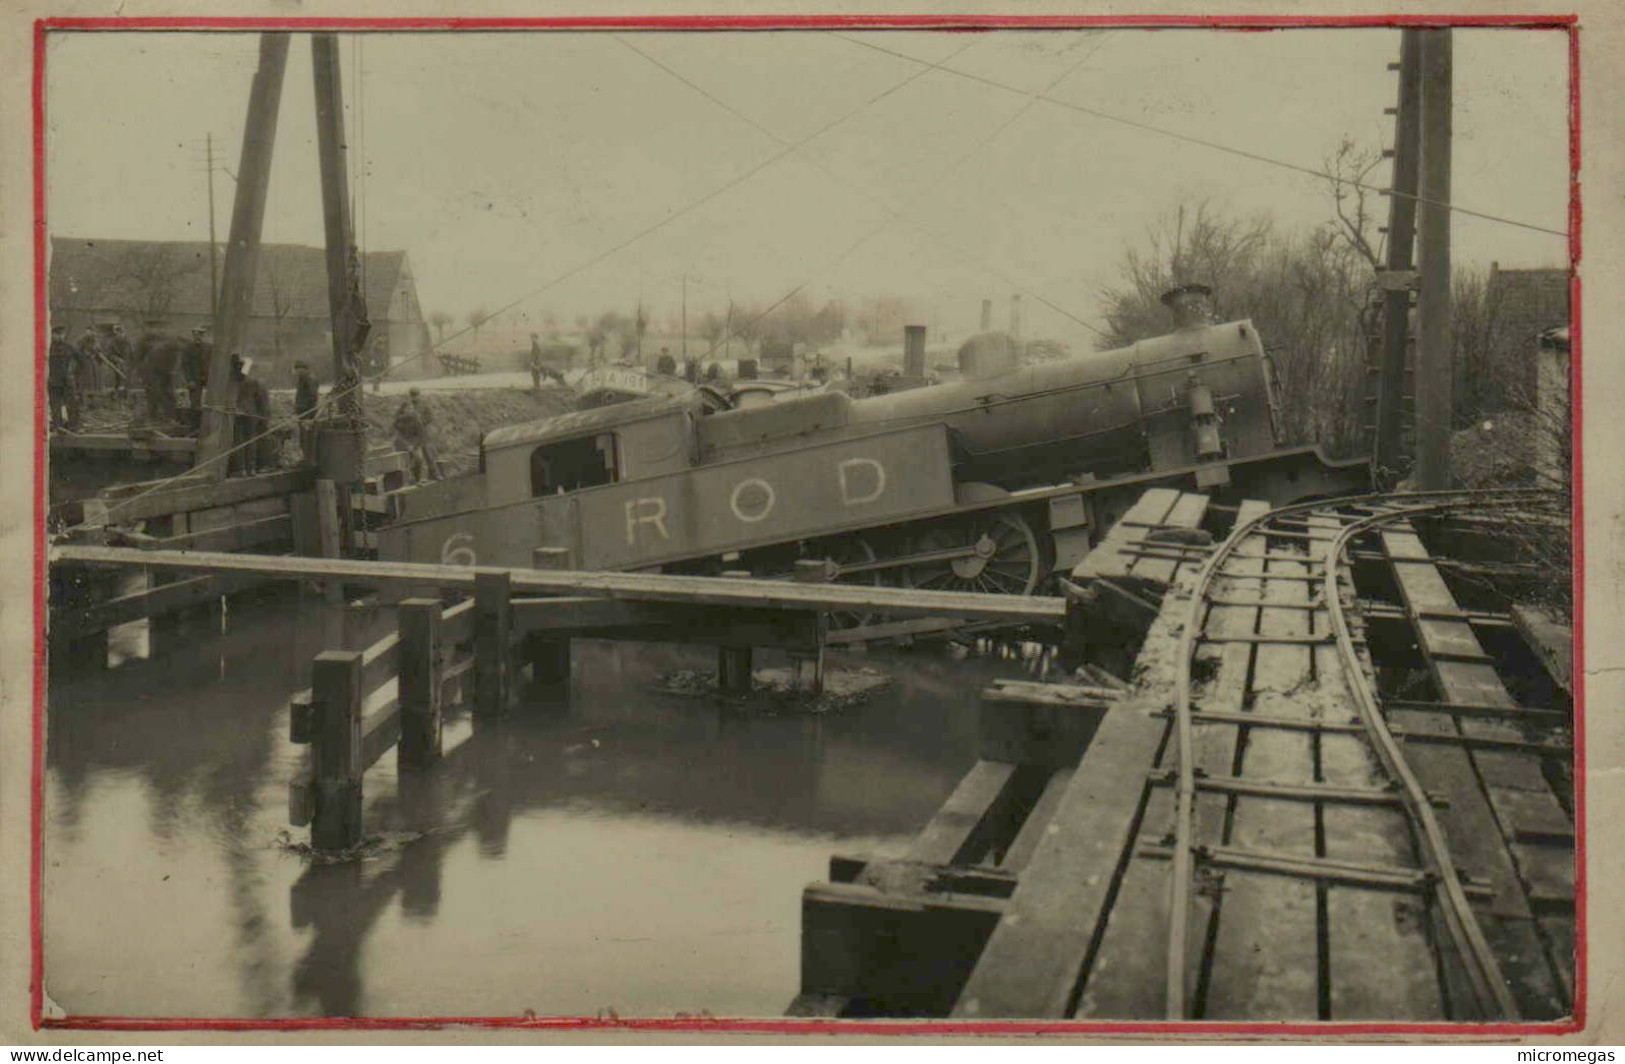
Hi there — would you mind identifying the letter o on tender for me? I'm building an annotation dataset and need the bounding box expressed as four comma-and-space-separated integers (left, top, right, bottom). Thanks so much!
729, 478, 776, 523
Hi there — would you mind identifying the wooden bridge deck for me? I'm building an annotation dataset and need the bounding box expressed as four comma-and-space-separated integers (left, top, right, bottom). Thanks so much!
791, 488, 1576, 1022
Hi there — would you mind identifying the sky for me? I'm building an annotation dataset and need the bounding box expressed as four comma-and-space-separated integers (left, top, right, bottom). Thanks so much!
43, 26, 1571, 355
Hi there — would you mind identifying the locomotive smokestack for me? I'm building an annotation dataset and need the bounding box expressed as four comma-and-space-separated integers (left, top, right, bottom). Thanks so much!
903, 324, 927, 378
1161, 283, 1217, 330
980, 299, 992, 332
1009, 294, 1023, 341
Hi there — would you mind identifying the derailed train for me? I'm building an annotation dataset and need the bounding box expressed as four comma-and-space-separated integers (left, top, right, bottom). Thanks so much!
375, 287, 1368, 598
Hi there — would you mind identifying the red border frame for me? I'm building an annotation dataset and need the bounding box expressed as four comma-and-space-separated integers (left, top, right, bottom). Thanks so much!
31, 12, 1586, 1038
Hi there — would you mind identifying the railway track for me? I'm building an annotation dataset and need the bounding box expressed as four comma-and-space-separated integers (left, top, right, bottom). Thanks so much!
1157, 488, 1570, 1021
799, 486, 1575, 1021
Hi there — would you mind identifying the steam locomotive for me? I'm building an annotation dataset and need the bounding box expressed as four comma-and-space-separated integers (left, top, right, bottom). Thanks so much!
375, 286, 1368, 600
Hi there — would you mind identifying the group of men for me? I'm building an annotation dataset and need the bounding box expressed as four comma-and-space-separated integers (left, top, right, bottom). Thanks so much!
47, 319, 223, 434
49, 318, 444, 484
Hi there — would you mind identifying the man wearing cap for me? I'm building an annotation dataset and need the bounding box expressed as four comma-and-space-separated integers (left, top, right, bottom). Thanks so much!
230, 354, 273, 476
293, 360, 321, 462
107, 324, 133, 398
392, 386, 440, 482
76, 327, 105, 395
182, 326, 212, 426
135, 319, 180, 427
48, 324, 81, 431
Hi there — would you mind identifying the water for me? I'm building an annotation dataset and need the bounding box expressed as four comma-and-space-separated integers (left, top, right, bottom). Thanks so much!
44, 589, 1033, 1019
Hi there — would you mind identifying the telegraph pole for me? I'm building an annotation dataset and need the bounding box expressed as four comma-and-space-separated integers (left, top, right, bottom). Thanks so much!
681, 274, 688, 363
1414, 28, 1453, 490
206, 132, 219, 321
1373, 30, 1422, 481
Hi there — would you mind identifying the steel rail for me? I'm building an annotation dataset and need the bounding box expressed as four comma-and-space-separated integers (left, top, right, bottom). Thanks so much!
1162, 487, 1553, 1019
1319, 505, 1522, 1019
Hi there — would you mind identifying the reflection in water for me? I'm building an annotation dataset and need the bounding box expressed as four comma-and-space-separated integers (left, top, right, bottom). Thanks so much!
45, 591, 1031, 1018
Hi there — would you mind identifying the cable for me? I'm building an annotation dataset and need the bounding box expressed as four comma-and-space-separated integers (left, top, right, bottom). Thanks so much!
833, 32, 1569, 239
60, 36, 985, 532
618, 32, 1114, 340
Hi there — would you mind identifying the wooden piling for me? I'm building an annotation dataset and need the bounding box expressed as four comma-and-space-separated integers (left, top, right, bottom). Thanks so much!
311, 649, 364, 851
791, 559, 833, 696
315, 478, 344, 605
397, 598, 443, 768
718, 570, 754, 695
521, 549, 573, 701
474, 570, 513, 718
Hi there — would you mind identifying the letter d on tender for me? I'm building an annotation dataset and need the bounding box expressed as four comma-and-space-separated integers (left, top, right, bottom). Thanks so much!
838, 458, 886, 506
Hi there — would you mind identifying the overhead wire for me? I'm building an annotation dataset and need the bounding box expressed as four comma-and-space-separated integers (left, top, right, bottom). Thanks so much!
832, 31, 1569, 239
613, 32, 1115, 345
59, 34, 983, 532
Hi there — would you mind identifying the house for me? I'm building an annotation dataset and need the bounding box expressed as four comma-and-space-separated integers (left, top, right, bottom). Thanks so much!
1475, 264, 1570, 415
48, 237, 431, 383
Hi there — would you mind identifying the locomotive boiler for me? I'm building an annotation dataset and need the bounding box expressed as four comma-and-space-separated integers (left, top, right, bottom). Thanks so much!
374, 287, 1368, 602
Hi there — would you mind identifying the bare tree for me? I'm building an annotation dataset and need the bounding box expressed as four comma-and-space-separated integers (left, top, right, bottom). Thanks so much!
465, 306, 491, 340
428, 310, 453, 342
110, 244, 208, 320
1098, 200, 1372, 454
1323, 138, 1387, 271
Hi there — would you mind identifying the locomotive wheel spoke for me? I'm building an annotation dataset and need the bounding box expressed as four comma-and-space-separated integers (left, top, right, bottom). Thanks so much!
903, 512, 1044, 597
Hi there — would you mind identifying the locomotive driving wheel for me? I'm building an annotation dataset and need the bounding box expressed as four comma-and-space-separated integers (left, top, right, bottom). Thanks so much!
821, 536, 883, 631
902, 512, 1045, 596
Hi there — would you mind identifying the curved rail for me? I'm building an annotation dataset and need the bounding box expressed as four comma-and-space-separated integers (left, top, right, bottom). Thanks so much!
1163, 488, 1558, 1019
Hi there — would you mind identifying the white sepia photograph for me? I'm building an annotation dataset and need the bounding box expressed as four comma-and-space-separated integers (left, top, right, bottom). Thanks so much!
24, 13, 1591, 1034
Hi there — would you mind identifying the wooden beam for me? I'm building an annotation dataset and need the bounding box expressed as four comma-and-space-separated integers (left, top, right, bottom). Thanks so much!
149, 514, 292, 553
91, 468, 312, 525
474, 570, 512, 718
53, 546, 1066, 623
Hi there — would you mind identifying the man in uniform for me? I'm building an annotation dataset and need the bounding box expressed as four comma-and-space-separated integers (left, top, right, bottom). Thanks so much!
392, 387, 440, 482
230, 355, 273, 476
76, 328, 105, 395
181, 326, 212, 428
107, 324, 134, 399
48, 324, 80, 432
136, 319, 180, 428
293, 360, 321, 463
529, 333, 545, 390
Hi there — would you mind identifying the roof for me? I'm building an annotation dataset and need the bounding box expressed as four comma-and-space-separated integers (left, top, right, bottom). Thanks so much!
1488, 266, 1569, 346
482, 395, 690, 451
48, 237, 415, 323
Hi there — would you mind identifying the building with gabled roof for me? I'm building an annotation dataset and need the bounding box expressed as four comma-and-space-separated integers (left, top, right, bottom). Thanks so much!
48, 237, 430, 384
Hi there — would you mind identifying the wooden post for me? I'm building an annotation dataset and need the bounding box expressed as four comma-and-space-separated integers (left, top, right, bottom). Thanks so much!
791, 559, 832, 696
718, 570, 754, 695
315, 478, 344, 605
474, 570, 513, 718
198, 33, 290, 477
522, 551, 572, 700
1414, 28, 1453, 490
397, 598, 443, 768
311, 649, 363, 851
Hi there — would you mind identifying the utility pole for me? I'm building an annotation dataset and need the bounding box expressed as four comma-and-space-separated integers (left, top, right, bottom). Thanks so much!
1414, 28, 1453, 490
197, 33, 290, 478
681, 274, 688, 364
313, 32, 369, 420
206, 132, 219, 322
1372, 30, 1422, 481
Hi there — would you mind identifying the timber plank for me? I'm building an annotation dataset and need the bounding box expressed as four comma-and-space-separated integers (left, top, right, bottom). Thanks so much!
1380, 525, 1569, 1018
52, 545, 1069, 624
96, 467, 311, 524
952, 686, 1170, 1018
1202, 534, 1319, 1020
1072, 488, 1183, 581
1074, 499, 1269, 1019
1306, 516, 1443, 1020
905, 761, 1021, 867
